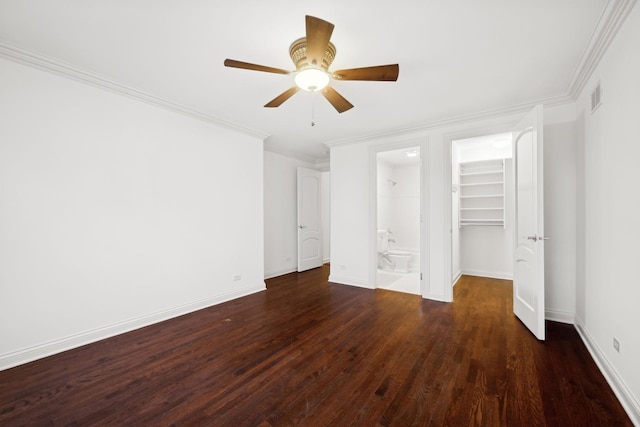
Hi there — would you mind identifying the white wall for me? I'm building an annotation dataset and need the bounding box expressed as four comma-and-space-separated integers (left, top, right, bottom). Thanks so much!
457, 143, 513, 163
575, 5, 640, 422
543, 122, 577, 323
329, 143, 371, 288
377, 159, 420, 252
321, 171, 331, 263
0, 57, 265, 370
390, 164, 420, 252
376, 159, 393, 232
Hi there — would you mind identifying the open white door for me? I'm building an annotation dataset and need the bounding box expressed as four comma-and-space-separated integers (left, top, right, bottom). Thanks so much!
513, 105, 546, 340
297, 167, 323, 272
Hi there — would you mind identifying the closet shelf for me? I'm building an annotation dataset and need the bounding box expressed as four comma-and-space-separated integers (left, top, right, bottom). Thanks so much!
459, 221, 505, 226
459, 171, 503, 177
458, 159, 506, 228
459, 194, 503, 199
459, 181, 504, 187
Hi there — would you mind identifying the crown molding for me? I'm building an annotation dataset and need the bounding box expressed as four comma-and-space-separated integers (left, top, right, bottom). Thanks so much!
0, 42, 269, 140
324, 93, 573, 148
567, 0, 637, 100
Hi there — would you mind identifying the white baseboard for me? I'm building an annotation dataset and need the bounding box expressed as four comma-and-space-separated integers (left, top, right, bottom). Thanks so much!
575, 314, 585, 330
452, 270, 462, 287
328, 274, 373, 289
265, 261, 330, 280
323, 258, 331, 264
423, 291, 448, 302
461, 269, 513, 280
544, 308, 575, 324
0, 283, 266, 372
575, 322, 640, 425
264, 267, 296, 280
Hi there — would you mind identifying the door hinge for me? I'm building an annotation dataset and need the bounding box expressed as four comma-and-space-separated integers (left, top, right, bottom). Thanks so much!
420, 273, 423, 280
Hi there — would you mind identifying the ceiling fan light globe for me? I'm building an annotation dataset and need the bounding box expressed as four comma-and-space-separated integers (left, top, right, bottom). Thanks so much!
295, 68, 330, 92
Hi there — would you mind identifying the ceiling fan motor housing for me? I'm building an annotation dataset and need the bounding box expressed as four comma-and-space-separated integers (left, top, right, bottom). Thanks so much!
224, 15, 398, 113
289, 38, 336, 71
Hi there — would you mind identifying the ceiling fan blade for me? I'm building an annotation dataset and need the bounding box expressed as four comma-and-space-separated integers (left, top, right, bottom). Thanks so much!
305, 16, 334, 68
332, 64, 399, 81
264, 86, 300, 108
321, 86, 354, 113
224, 59, 290, 75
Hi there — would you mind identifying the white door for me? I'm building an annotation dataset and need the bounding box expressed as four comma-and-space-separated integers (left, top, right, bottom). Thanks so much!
513, 105, 546, 340
297, 167, 323, 272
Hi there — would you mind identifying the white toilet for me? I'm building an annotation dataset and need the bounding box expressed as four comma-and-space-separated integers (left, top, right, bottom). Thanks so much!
387, 250, 412, 273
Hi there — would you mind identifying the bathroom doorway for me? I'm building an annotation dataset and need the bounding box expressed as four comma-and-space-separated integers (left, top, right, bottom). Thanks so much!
375, 146, 422, 295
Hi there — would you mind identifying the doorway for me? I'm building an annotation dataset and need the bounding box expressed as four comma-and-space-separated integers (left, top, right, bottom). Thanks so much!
443, 106, 546, 339
374, 146, 422, 295
451, 132, 514, 285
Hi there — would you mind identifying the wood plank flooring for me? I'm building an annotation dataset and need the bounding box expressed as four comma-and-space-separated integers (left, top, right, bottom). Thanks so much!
0, 265, 632, 426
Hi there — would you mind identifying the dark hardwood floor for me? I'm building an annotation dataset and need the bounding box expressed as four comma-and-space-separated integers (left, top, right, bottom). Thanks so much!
0, 265, 631, 426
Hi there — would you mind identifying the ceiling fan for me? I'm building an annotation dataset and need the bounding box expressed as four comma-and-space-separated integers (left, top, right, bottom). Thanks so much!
224, 15, 399, 113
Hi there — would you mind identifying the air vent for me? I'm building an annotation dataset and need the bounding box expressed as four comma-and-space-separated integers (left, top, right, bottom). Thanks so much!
591, 83, 602, 113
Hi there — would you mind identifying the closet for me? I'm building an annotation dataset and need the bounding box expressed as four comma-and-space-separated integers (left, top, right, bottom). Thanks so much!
451, 134, 513, 282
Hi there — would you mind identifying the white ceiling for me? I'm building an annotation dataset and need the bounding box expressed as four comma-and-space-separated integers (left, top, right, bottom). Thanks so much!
0, 1, 607, 162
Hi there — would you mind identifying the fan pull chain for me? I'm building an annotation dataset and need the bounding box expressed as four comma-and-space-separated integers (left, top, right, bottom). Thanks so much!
311, 90, 316, 127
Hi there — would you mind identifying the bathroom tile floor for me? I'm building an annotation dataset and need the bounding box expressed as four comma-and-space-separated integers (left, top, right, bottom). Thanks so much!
377, 270, 420, 295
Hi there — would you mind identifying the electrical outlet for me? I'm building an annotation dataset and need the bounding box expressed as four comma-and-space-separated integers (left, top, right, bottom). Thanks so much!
613, 338, 620, 353
233, 274, 241, 281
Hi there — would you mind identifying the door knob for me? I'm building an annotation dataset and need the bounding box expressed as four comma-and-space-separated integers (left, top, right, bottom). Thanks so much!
525, 235, 550, 242
298, 225, 306, 229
